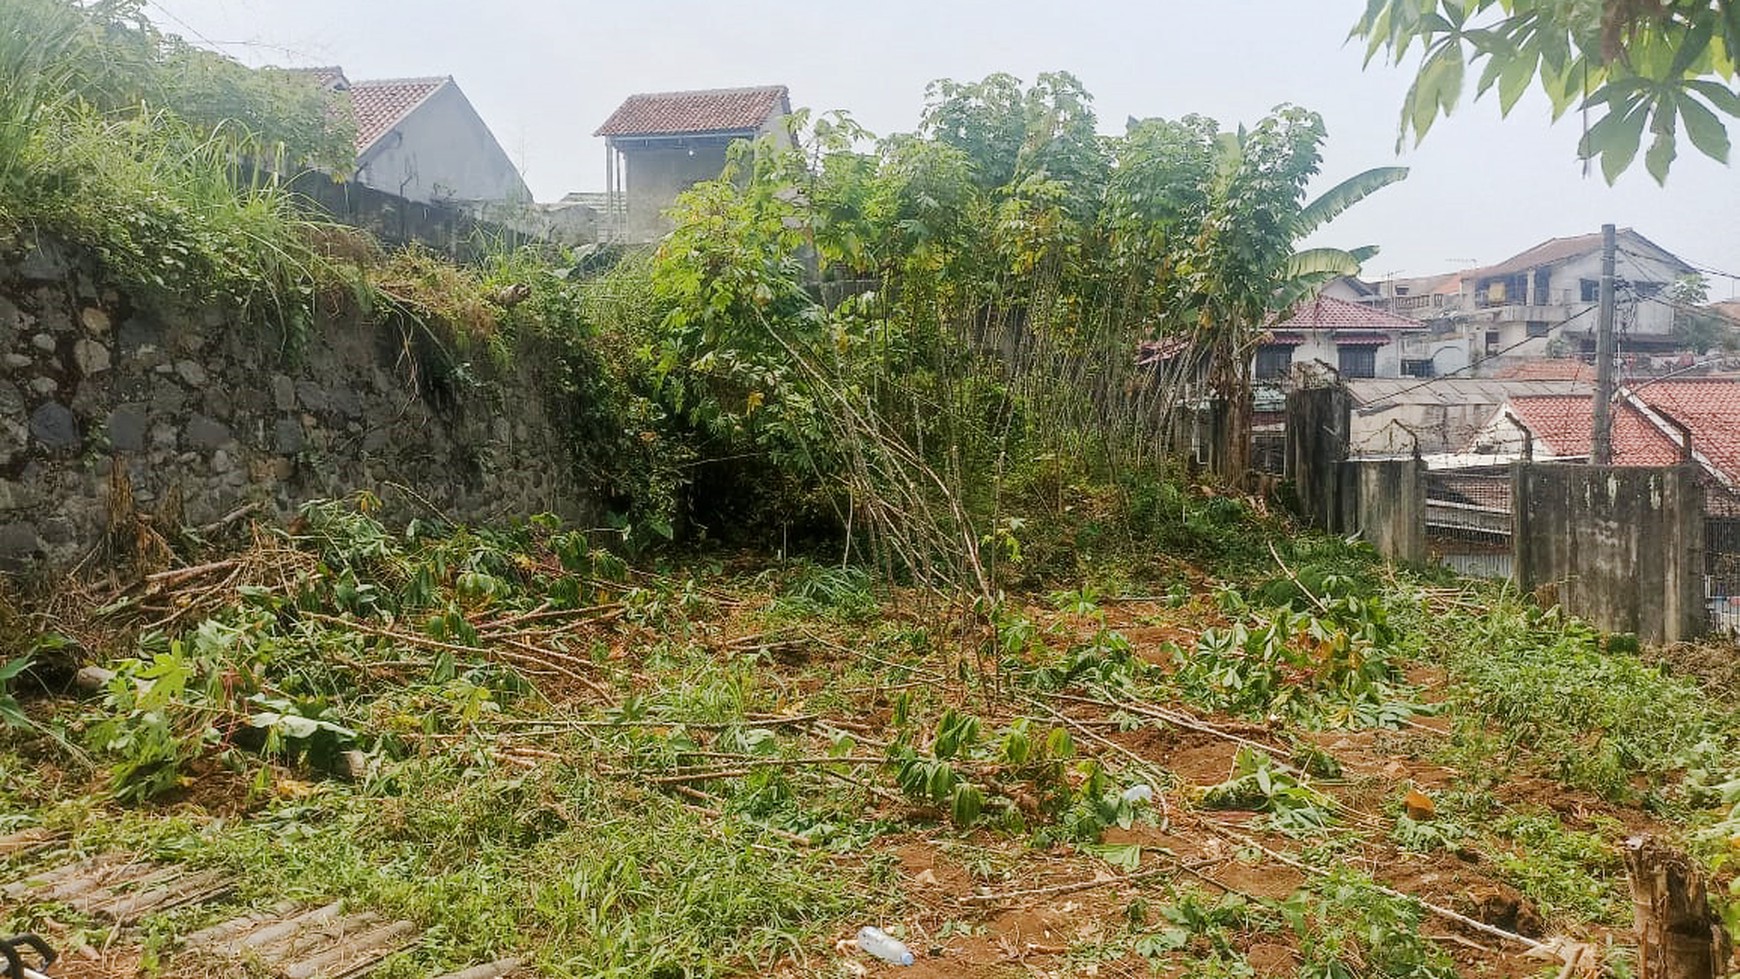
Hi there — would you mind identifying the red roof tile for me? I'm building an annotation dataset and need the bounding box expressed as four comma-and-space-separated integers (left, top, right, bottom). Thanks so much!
1274, 295, 1427, 333
1495, 360, 1601, 382
1630, 379, 1740, 485
1506, 394, 1684, 466
595, 86, 789, 138
348, 77, 449, 153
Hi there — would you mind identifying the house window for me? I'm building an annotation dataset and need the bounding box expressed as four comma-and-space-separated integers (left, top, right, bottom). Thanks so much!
1484, 330, 1501, 357
1580, 278, 1600, 302
1634, 280, 1665, 298
1401, 358, 1435, 378
1526, 320, 1551, 338
1255, 345, 1295, 380
1338, 346, 1377, 379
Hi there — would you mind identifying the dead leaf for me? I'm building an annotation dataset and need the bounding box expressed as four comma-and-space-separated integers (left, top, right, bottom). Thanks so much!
1404, 788, 1437, 820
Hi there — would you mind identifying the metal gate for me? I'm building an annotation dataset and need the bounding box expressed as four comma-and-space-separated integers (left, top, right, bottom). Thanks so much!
1426, 469, 1513, 579
1709, 517, 1740, 635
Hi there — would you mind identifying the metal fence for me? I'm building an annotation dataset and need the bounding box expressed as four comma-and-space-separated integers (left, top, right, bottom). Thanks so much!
1709, 517, 1740, 635
1425, 469, 1513, 579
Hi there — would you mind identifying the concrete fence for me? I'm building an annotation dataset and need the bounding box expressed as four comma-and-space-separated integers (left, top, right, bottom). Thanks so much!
1283, 384, 1708, 644
1513, 463, 1706, 644
1338, 459, 1426, 564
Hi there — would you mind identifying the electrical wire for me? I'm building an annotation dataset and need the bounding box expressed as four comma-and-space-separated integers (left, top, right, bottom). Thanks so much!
1351, 302, 1601, 408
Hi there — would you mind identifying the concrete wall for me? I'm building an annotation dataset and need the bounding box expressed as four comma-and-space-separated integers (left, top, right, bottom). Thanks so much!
617, 113, 790, 243
620, 142, 734, 243
1274, 332, 1404, 379
0, 232, 589, 574
1340, 459, 1426, 563
356, 84, 530, 206
1285, 385, 1351, 531
288, 172, 566, 259
1514, 463, 1706, 644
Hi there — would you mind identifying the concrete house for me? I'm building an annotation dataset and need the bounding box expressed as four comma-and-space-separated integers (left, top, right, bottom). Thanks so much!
1259, 296, 1431, 381
595, 85, 792, 243
349, 75, 530, 205
1455, 229, 1693, 359
296, 68, 530, 206
1351, 232, 1694, 367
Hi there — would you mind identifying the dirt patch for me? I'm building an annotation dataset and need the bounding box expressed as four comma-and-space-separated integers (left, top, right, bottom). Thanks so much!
895, 841, 977, 902
1108, 726, 1246, 786
1246, 941, 1299, 977
1212, 857, 1305, 900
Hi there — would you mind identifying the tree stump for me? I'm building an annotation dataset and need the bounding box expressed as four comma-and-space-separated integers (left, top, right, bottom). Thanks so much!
1624, 835, 1731, 979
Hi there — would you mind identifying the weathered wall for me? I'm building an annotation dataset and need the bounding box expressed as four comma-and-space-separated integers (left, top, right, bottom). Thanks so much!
1285, 384, 1351, 531
354, 83, 531, 206
1514, 463, 1705, 644
0, 232, 589, 574
1339, 459, 1426, 563
621, 143, 732, 243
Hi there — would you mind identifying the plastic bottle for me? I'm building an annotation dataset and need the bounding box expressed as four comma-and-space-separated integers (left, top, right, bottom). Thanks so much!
1121, 783, 1154, 805
856, 926, 915, 966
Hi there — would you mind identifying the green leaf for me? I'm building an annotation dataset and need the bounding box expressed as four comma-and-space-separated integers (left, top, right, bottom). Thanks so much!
1645, 100, 1680, 184
1686, 80, 1740, 117
1497, 45, 1540, 115
0, 655, 33, 683
950, 782, 983, 826
1679, 91, 1733, 162
1582, 99, 1650, 183
1294, 167, 1408, 236
1094, 842, 1143, 871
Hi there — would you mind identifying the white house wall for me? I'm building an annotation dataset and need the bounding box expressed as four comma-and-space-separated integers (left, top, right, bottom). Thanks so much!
1282, 331, 1405, 378
356, 85, 530, 205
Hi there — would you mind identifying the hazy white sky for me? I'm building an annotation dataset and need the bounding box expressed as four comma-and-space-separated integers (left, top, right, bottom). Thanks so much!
144, 0, 1740, 291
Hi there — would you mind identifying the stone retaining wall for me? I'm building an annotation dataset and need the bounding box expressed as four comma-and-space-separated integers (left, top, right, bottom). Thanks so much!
0, 231, 589, 573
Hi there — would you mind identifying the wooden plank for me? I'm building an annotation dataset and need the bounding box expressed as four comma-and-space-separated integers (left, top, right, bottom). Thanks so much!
226, 902, 344, 955
432, 959, 523, 979
94, 869, 231, 924
64, 865, 185, 911
252, 912, 381, 963
183, 901, 303, 948
0, 829, 60, 858
34, 860, 158, 903
283, 919, 415, 979
1, 855, 120, 898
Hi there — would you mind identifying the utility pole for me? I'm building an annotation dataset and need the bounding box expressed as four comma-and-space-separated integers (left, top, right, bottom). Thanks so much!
1592, 223, 1617, 466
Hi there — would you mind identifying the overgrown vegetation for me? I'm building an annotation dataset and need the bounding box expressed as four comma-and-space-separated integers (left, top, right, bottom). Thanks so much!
7, 4, 1740, 978
5, 496, 1740, 977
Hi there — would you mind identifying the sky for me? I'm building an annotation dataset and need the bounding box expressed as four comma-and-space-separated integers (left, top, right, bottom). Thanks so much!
143, 0, 1740, 293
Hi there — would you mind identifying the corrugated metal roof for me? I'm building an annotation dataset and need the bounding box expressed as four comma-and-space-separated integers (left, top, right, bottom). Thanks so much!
1350, 377, 1594, 408
595, 86, 789, 138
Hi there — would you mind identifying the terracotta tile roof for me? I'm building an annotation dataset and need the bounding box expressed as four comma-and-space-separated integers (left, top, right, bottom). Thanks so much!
1332, 332, 1394, 346
1505, 394, 1686, 467
1629, 379, 1740, 485
348, 76, 450, 153
1494, 360, 1601, 382
1274, 295, 1427, 333
595, 85, 789, 138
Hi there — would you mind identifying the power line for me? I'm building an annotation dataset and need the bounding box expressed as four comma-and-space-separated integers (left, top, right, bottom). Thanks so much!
1352, 302, 1601, 408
